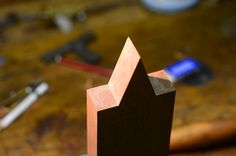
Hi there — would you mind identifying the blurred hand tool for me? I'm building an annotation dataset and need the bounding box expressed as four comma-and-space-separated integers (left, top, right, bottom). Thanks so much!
0, 1, 133, 34
164, 57, 213, 85
0, 80, 45, 119
0, 87, 29, 107
41, 33, 101, 64
0, 81, 40, 107
51, 56, 212, 81
141, 0, 198, 13
170, 119, 236, 153
57, 57, 112, 77
0, 81, 49, 131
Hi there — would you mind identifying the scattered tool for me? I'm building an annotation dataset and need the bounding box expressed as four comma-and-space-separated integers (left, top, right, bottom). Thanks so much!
46, 51, 212, 84
0, 87, 29, 107
57, 57, 112, 77
141, 0, 198, 13
42, 35, 211, 83
41, 33, 112, 77
0, 1, 133, 34
53, 14, 73, 33
165, 57, 213, 85
0, 81, 49, 131
0, 81, 43, 107
42, 33, 101, 64
170, 119, 236, 153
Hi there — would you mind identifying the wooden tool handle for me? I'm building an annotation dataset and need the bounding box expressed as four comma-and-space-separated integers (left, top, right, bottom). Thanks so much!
170, 119, 236, 152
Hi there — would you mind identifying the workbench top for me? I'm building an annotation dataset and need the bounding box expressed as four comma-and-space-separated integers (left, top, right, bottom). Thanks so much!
0, 0, 236, 155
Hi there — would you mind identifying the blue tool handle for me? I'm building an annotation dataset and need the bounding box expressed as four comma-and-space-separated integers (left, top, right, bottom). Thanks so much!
165, 57, 201, 82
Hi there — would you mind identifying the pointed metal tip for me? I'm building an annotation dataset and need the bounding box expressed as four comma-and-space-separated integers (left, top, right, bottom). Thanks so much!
126, 37, 132, 42
108, 37, 142, 103
125, 37, 136, 51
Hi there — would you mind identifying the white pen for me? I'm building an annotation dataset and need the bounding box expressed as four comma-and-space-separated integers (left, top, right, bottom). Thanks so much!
0, 82, 49, 131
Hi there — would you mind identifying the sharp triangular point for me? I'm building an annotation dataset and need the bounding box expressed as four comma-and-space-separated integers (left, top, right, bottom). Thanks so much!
108, 38, 141, 104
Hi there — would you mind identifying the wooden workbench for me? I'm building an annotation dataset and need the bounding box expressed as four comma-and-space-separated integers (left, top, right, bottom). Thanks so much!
0, 0, 236, 155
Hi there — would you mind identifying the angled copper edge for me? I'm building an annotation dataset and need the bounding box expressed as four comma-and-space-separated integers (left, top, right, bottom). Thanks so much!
87, 38, 175, 156
108, 38, 141, 104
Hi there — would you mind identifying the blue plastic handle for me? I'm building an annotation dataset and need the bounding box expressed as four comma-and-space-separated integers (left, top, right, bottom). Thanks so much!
165, 57, 201, 81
